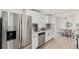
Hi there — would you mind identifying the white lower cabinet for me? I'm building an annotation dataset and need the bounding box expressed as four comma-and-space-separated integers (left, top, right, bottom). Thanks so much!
45, 30, 54, 42
32, 30, 54, 49
32, 33, 38, 49
45, 31, 49, 42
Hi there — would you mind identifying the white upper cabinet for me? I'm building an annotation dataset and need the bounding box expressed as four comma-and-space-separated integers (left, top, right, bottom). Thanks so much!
41, 15, 45, 24
32, 11, 42, 24
44, 15, 53, 24
44, 15, 49, 23
26, 10, 38, 23
26, 10, 55, 28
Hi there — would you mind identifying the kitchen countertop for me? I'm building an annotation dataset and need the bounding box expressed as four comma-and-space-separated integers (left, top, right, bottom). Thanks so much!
37, 30, 46, 33
32, 30, 46, 34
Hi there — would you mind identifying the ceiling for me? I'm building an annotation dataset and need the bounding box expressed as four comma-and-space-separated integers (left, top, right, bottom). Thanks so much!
37, 9, 79, 15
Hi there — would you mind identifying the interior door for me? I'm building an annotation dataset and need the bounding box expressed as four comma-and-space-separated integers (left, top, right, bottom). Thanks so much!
0, 18, 2, 49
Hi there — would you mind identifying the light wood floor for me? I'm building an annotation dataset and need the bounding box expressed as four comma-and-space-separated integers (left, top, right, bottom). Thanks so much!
39, 36, 76, 49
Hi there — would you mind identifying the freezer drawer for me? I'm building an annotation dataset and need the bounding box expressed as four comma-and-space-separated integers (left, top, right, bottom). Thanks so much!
38, 32, 45, 47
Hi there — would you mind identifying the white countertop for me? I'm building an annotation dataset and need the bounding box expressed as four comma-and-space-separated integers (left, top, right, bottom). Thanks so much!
32, 30, 46, 34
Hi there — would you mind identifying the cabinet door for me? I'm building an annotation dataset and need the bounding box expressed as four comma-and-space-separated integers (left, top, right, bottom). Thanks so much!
43, 15, 47, 24
32, 11, 40, 23
45, 31, 50, 42
42, 15, 46, 24
32, 33, 38, 49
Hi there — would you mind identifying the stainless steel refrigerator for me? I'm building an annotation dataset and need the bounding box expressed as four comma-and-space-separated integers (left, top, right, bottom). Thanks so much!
2, 11, 21, 49
20, 15, 32, 48
2, 11, 32, 49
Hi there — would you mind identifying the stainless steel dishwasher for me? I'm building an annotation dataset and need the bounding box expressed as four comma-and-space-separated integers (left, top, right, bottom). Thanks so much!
38, 32, 45, 47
